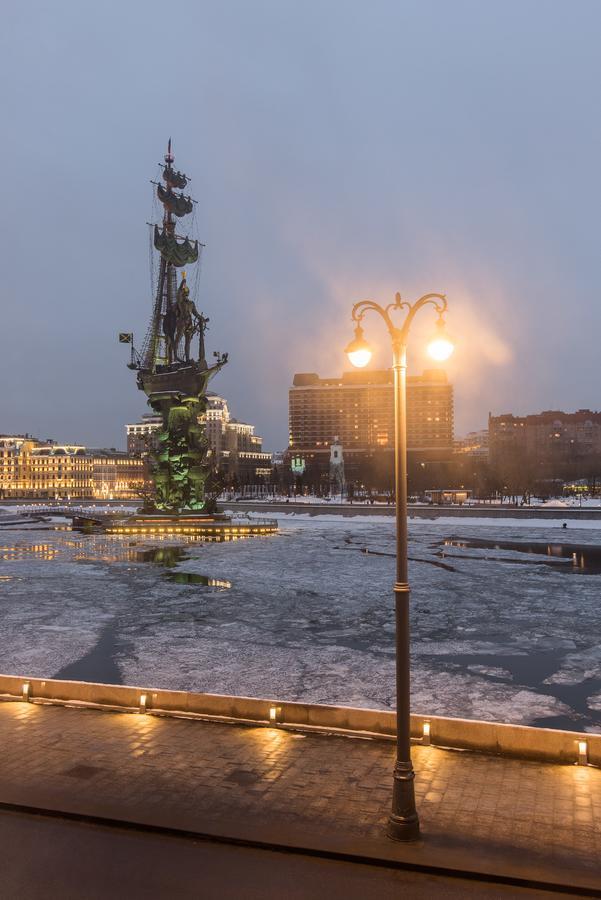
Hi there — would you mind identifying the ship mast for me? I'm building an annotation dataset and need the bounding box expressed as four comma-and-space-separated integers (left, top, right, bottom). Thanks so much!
141, 139, 199, 372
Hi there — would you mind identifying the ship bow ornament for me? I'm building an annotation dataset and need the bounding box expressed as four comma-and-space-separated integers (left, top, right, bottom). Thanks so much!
121, 141, 228, 514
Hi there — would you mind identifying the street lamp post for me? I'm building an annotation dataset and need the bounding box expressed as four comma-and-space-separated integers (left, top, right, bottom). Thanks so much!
345, 291, 453, 842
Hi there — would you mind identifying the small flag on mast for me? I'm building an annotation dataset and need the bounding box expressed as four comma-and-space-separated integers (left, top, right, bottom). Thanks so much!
119, 333, 133, 344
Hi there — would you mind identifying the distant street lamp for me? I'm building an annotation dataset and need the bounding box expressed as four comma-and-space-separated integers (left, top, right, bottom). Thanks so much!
345, 291, 453, 841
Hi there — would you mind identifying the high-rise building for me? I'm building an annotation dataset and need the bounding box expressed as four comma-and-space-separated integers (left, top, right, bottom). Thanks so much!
288, 369, 454, 479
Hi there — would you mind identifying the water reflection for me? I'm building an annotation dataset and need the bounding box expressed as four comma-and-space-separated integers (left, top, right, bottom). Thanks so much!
135, 546, 186, 567
0, 543, 58, 561
441, 538, 601, 574
0, 533, 196, 565
0, 532, 233, 588
165, 571, 232, 588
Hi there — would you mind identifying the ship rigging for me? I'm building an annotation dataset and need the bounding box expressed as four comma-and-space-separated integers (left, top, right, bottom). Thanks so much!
124, 139, 227, 399
120, 141, 228, 513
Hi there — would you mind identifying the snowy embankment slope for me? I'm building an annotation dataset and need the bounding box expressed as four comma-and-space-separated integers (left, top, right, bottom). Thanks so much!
239, 509, 601, 530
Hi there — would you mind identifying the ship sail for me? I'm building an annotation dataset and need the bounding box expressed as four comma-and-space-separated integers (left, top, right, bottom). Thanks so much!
157, 183, 193, 217
162, 166, 188, 190
154, 226, 199, 267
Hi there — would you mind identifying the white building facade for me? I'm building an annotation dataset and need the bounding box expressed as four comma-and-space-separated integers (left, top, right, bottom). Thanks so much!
126, 394, 272, 483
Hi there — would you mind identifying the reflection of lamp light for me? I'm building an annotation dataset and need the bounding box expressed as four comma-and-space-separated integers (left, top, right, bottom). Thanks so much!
345, 324, 373, 368
427, 317, 454, 362
578, 740, 588, 766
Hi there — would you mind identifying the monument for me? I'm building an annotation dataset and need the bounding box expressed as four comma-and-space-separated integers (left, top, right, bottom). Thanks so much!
116, 142, 275, 539
120, 140, 227, 516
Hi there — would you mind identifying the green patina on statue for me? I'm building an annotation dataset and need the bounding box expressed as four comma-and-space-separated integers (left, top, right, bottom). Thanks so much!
122, 141, 228, 514
149, 394, 211, 512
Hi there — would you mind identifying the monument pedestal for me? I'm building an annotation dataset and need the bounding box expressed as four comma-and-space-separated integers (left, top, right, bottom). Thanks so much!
105, 512, 277, 539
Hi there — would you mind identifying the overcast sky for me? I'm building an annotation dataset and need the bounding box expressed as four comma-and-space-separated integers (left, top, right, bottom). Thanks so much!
2, 1, 600, 450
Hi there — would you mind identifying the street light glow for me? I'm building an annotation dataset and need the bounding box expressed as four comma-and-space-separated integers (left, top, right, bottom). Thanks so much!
427, 337, 454, 361
348, 347, 372, 368
345, 324, 373, 368
427, 319, 454, 362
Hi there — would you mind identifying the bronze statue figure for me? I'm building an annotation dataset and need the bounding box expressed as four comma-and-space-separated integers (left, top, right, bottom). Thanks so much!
197, 312, 209, 364
162, 302, 178, 364
174, 272, 205, 362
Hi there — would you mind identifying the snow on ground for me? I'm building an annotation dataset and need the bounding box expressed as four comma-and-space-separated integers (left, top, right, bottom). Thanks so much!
0, 514, 600, 731
245, 510, 601, 529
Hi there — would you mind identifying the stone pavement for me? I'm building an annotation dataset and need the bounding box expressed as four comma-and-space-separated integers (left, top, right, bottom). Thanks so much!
1, 810, 581, 900
0, 700, 599, 894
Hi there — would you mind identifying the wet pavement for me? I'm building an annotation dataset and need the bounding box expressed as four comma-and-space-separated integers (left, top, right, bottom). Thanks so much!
0, 701, 599, 894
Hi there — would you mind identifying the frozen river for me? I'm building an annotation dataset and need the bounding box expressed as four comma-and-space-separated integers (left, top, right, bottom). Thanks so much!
0, 511, 600, 731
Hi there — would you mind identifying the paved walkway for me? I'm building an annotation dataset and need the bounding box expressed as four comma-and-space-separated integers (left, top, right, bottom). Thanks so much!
1, 810, 579, 900
0, 701, 599, 894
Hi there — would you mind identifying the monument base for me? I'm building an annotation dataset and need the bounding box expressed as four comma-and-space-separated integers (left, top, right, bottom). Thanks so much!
104, 512, 278, 540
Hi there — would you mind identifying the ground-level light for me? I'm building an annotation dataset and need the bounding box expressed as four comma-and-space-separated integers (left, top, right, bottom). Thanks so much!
269, 704, 282, 724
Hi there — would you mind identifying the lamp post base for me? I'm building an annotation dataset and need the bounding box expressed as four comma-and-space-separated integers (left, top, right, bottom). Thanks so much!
387, 813, 420, 842
387, 762, 420, 841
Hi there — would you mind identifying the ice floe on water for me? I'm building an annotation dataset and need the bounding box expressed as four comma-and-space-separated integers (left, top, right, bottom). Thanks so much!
0, 513, 600, 730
